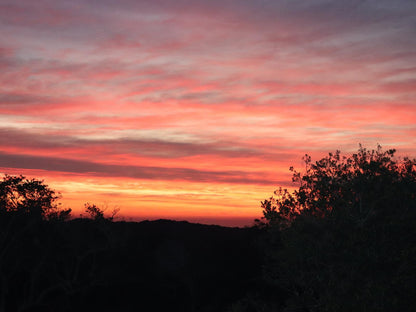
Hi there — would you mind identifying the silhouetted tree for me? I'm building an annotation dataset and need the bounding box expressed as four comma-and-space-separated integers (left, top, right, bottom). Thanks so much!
84, 203, 120, 221
84, 203, 105, 221
258, 144, 416, 228
0, 175, 73, 311
0, 174, 71, 221
251, 145, 416, 312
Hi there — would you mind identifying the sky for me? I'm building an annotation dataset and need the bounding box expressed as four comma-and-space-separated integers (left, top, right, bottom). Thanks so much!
0, 0, 415, 226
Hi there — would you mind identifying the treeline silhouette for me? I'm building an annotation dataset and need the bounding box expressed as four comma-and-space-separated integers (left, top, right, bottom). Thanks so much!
238, 145, 416, 311
0, 145, 415, 311
0, 175, 262, 311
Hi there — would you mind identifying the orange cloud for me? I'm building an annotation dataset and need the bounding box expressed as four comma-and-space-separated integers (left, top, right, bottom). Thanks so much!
1, 0, 415, 226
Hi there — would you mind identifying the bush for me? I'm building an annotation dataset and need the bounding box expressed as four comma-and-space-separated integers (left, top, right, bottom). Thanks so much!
255, 145, 416, 311
0, 174, 71, 221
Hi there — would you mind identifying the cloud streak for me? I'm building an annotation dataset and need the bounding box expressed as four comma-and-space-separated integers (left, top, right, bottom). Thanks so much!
0, 151, 283, 186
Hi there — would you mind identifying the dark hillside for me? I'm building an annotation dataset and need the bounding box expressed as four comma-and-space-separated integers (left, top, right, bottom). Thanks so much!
1, 218, 263, 312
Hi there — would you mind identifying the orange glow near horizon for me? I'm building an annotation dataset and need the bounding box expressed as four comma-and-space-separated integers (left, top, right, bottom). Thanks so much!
0, 167, 285, 226
1, 1, 415, 226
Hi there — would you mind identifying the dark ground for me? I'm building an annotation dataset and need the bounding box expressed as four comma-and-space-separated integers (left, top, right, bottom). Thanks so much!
0, 218, 264, 312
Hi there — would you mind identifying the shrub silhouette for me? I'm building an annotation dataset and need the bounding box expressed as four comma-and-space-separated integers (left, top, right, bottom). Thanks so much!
84, 203, 120, 221
0, 175, 70, 311
248, 145, 416, 312
258, 144, 416, 228
84, 203, 105, 220
0, 174, 71, 221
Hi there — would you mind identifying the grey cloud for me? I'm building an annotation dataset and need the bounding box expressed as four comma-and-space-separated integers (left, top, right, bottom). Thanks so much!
0, 128, 66, 149
0, 93, 54, 106
0, 127, 298, 162
0, 127, 261, 159
0, 151, 279, 185
2, 0, 414, 91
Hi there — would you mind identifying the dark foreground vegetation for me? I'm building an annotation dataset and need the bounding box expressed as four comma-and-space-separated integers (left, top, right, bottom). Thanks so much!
1, 145, 415, 311
0, 176, 263, 312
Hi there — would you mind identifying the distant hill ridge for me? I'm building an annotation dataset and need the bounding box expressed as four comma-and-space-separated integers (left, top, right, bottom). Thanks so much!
1, 217, 263, 312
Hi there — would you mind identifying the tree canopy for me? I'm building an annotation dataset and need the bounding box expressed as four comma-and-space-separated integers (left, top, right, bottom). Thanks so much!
0, 174, 71, 221
248, 145, 416, 312
258, 144, 416, 228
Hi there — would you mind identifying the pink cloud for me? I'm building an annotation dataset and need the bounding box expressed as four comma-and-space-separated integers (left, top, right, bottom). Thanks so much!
0, 0, 415, 225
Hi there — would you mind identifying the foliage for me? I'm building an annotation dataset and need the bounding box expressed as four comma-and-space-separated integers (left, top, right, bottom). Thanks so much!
253, 145, 416, 311
84, 203, 120, 221
84, 203, 105, 220
0, 217, 260, 312
258, 144, 416, 228
0, 174, 71, 221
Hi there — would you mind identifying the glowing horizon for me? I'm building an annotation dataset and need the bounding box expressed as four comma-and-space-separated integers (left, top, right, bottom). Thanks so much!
1, 0, 415, 226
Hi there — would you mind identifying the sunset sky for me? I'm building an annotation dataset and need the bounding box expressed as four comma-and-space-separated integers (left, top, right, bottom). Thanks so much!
1, 0, 415, 226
